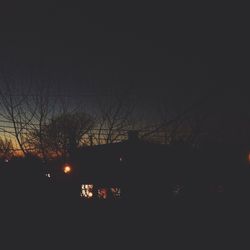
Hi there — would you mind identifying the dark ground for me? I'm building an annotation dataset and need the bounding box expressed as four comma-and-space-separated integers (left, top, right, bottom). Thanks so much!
1, 155, 250, 249
1, 193, 250, 249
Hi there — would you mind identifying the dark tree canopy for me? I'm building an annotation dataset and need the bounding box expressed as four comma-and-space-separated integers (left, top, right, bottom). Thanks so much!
29, 112, 94, 159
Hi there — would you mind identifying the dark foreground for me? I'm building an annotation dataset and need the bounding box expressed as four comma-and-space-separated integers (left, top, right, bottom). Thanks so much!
1, 154, 250, 249
1, 194, 250, 249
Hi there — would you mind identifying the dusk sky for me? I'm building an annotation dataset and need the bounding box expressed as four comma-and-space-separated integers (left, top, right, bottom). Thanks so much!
2, 4, 250, 245
0, 2, 248, 110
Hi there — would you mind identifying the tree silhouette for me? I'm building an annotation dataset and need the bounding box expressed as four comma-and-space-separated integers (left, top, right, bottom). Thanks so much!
0, 137, 14, 159
0, 68, 35, 155
28, 112, 94, 159
93, 92, 135, 144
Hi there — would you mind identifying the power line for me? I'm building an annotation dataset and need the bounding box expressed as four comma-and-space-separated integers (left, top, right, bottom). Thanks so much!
0, 93, 118, 98
0, 119, 161, 132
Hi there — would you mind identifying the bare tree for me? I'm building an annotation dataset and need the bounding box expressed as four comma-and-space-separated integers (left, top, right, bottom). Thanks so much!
92, 92, 135, 145
0, 137, 14, 159
0, 67, 95, 158
28, 112, 94, 159
24, 84, 60, 159
0, 69, 35, 155
140, 90, 215, 145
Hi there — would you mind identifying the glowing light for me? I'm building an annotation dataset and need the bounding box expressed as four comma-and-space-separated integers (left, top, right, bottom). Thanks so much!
98, 188, 108, 199
111, 187, 121, 198
80, 184, 94, 198
63, 164, 72, 174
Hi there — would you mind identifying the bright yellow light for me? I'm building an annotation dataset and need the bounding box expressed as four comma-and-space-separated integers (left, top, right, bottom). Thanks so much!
63, 165, 72, 174
80, 184, 94, 198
